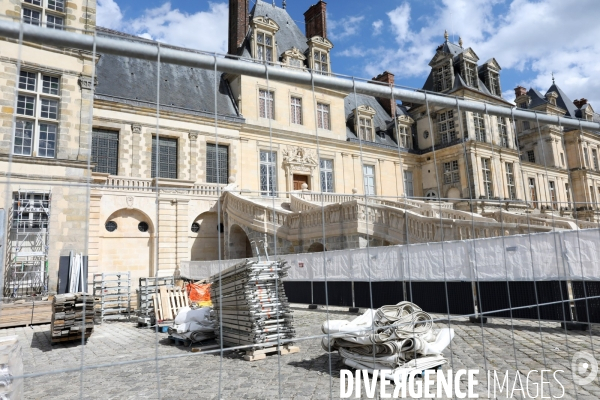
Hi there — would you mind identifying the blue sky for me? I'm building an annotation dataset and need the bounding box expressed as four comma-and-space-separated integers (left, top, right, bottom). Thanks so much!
97, 0, 600, 105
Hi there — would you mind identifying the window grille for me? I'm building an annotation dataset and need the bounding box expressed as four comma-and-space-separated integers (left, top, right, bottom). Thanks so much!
438, 110, 456, 144
473, 112, 486, 142
151, 136, 177, 179
434, 63, 452, 92
320, 159, 334, 193
398, 125, 411, 148
22, 8, 40, 25
91, 129, 119, 175
358, 117, 373, 142
317, 103, 330, 130
527, 150, 535, 163
403, 170, 414, 197
443, 160, 460, 184
505, 162, 516, 200
290, 97, 302, 125
260, 151, 277, 196
206, 143, 229, 184
592, 148, 599, 171
584, 148, 590, 168
256, 32, 274, 62
313, 50, 329, 74
529, 177, 538, 207
463, 62, 478, 88
481, 158, 493, 198
363, 165, 375, 195
259, 89, 274, 119
488, 72, 501, 96
498, 117, 508, 147
549, 181, 557, 209
47, 0, 64, 12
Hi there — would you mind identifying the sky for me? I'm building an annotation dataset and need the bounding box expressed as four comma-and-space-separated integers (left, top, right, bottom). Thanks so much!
96, 0, 600, 106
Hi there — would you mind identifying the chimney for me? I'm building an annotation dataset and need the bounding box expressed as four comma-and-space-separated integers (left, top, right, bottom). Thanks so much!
304, 1, 327, 39
514, 86, 527, 98
371, 71, 396, 118
228, 0, 249, 55
573, 98, 588, 108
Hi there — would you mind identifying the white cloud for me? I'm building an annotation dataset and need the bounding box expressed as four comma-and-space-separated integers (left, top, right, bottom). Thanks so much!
339, 0, 600, 106
329, 16, 365, 40
372, 20, 383, 36
96, 1, 228, 54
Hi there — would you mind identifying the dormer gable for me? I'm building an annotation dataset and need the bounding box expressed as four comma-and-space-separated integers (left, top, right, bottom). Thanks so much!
456, 49, 479, 88
250, 16, 280, 62
281, 47, 306, 69
306, 36, 333, 74
478, 58, 502, 96
460, 48, 480, 63
352, 105, 376, 142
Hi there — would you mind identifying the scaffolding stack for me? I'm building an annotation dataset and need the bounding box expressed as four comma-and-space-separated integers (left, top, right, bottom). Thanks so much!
137, 276, 175, 323
3, 189, 51, 298
210, 259, 296, 350
93, 272, 131, 323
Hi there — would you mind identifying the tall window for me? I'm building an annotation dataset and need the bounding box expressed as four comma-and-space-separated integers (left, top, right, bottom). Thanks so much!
565, 183, 571, 208
527, 150, 535, 163
481, 158, 493, 198
463, 62, 478, 88
505, 163, 516, 200
592, 148, 599, 171
403, 171, 414, 197
473, 113, 486, 142
290, 97, 302, 125
317, 103, 330, 130
498, 117, 509, 147
151, 137, 177, 179
549, 181, 557, 209
488, 72, 501, 96
560, 153, 565, 167
438, 110, 456, 144
206, 143, 228, 184
398, 125, 411, 148
529, 178, 538, 208
363, 165, 375, 195
256, 32, 274, 62
443, 160, 460, 184
260, 151, 277, 196
22, 0, 64, 29
91, 129, 119, 175
14, 71, 60, 158
434, 63, 452, 92
320, 159, 334, 193
313, 50, 329, 74
358, 117, 374, 142
259, 89, 274, 119
584, 148, 590, 168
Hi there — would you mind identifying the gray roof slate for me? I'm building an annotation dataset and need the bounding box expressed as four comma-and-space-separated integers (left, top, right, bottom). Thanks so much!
527, 88, 549, 109
545, 83, 578, 118
95, 28, 241, 121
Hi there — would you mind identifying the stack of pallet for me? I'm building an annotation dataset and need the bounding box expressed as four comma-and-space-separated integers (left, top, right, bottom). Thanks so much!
51, 293, 94, 343
152, 287, 189, 322
210, 259, 297, 357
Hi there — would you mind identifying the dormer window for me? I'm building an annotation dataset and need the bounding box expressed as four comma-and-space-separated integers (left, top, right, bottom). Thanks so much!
251, 17, 279, 63
488, 72, 501, 96
434, 63, 453, 92
354, 105, 376, 142
395, 115, 414, 149
281, 47, 306, 69
307, 36, 333, 75
438, 110, 457, 144
463, 61, 478, 88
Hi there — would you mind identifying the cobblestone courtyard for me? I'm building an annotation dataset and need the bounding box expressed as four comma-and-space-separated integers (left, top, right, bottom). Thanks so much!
1, 305, 599, 399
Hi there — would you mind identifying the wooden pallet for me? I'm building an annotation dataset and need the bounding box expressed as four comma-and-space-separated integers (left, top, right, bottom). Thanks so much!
152, 287, 190, 321
243, 345, 300, 361
0, 300, 52, 328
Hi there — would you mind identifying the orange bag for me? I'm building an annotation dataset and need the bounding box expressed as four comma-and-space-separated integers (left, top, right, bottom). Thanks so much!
186, 282, 212, 306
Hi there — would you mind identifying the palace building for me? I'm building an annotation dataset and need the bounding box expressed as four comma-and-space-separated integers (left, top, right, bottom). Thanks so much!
1, 0, 598, 297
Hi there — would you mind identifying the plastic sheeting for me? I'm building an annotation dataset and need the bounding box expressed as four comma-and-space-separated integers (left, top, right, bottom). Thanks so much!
180, 229, 600, 282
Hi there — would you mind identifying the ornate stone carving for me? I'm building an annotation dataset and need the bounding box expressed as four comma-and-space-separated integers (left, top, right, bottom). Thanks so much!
282, 146, 318, 166
188, 131, 199, 141
131, 124, 142, 134
78, 76, 97, 90
126, 195, 134, 209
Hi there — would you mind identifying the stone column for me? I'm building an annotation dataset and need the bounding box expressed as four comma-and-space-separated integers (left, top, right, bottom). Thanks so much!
87, 193, 102, 292
75, 73, 95, 162
131, 124, 142, 177
176, 199, 190, 268
158, 198, 177, 276
189, 132, 199, 182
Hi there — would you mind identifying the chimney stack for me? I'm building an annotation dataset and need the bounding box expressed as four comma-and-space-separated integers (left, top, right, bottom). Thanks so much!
304, 1, 327, 39
371, 71, 396, 118
228, 0, 249, 55
573, 98, 588, 108
514, 86, 527, 98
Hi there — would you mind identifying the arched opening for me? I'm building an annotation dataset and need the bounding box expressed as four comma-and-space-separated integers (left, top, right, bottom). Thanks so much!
101, 208, 154, 283
190, 212, 223, 261
229, 224, 253, 259
307, 242, 325, 253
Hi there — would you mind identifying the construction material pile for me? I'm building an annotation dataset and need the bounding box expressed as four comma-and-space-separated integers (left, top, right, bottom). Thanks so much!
169, 306, 216, 343
51, 293, 94, 343
321, 301, 454, 377
210, 259, 294, 347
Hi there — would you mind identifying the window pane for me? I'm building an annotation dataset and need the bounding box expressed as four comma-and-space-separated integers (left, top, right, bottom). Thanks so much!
151, 137, 177, 179
47, 15, 64, 30
48, 0, 65, 12
23, 8, 41, 25
38, 123, 57, 158
91, 129, 119, 175
17, 95, 35, 116
14, 120, 33, 156
19, 71, 36, 91
42, 75, 60, 95
206, 143, 229, 184
41, 98, 59, 119
24, 0, 42, 5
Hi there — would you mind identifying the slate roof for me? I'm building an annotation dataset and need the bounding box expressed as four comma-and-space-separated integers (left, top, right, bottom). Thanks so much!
94, 28, 242, 122
527, 88, 549, 109
240, 0, 309, 59
545, 83, 578, 118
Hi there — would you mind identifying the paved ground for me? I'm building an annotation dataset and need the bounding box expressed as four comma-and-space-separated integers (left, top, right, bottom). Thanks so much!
1, 305, 599, 399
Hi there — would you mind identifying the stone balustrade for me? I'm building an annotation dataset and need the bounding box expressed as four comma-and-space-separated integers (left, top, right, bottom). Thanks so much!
91, 174, 224, 196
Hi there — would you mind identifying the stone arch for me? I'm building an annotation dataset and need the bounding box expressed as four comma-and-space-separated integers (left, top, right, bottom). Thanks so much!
307, 242, 325, 253
101, 208, 154, 281
190, 212, 223, 261
229, 224, 253, 259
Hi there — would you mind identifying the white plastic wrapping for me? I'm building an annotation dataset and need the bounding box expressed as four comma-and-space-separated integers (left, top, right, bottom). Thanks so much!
180, 229, 600, 282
